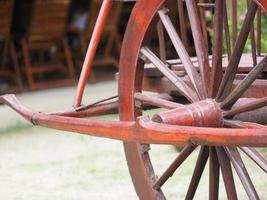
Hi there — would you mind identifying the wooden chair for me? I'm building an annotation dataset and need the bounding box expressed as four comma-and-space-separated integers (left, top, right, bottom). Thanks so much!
0, 0, 23, 94
21, 0, 75, 90
70, 0, 123, 83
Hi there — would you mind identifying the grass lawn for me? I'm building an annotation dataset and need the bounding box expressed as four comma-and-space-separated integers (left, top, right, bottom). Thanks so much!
0, 116, 266, 200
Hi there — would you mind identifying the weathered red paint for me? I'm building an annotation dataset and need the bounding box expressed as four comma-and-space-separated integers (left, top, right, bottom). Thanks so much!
0, 1, 267, 199
254, 0, 267, 12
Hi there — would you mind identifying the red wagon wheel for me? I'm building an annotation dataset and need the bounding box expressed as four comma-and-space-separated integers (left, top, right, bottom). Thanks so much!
119, 0, 267, 199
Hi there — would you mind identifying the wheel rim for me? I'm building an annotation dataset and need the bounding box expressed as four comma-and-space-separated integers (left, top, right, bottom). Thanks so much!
119, 1, 267, 199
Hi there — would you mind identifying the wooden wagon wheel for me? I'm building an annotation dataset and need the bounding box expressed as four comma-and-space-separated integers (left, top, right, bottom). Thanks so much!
119, 0, 267, 199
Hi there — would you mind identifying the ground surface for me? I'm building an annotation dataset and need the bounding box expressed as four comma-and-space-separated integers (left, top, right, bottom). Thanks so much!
0, 81, 266, 199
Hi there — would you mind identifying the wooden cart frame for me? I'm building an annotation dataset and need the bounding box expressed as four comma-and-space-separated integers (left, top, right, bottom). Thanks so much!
1, 0, 267, 199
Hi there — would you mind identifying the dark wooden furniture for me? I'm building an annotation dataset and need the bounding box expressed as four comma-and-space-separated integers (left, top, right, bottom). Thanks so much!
21, 0, 75, 90
0, 0, 23, 94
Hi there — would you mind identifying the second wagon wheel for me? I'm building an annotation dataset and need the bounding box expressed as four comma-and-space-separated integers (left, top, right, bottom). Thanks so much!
119, 0, 267, 199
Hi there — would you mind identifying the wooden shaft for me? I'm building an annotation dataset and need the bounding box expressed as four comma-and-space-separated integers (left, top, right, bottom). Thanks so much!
2, 94, 267, 146
74, 0, 112, 107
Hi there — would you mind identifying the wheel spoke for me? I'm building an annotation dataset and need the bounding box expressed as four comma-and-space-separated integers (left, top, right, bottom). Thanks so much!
225, 147, 260, 200
209, 147, 220, 200
134, 92, 183, 109
177, 0, 189, 52
220, 55, 267, 109
157, 21, 166, 61
250, 21, 257, 66
247, 0, 257, 66
153, 144, 197, 190
257, 10, 262, 56
216, 147, 238, 200
185, 146, 209, 200
210, 0, 224, 98
232, 0, 238, 46
223, 96, 267, 117
198, 0, 210, 51
223, 0, 232, 59
240, 147, 267, 173
140, 47, 199, 102
158, 8, 205, 99
185, 0, 210, 94
216, 1, 258, 101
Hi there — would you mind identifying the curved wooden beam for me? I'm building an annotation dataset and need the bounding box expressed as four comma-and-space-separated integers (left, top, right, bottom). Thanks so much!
1, 94, 267, 147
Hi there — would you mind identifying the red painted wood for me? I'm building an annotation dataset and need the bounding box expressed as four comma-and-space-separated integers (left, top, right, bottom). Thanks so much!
74, 0, 112, 107
254, 0, 267, 12
1, 1, 267, 199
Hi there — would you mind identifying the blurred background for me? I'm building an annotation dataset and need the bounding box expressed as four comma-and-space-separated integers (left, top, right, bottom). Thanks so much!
0, 0, 266, 94
0, 0, 134, 93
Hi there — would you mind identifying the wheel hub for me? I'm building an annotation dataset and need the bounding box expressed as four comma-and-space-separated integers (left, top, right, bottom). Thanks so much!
152, 99, 223, 127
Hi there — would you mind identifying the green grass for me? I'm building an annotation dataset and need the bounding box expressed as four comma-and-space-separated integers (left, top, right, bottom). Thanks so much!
0, 120, 32, 133
0, 112, 266, 199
